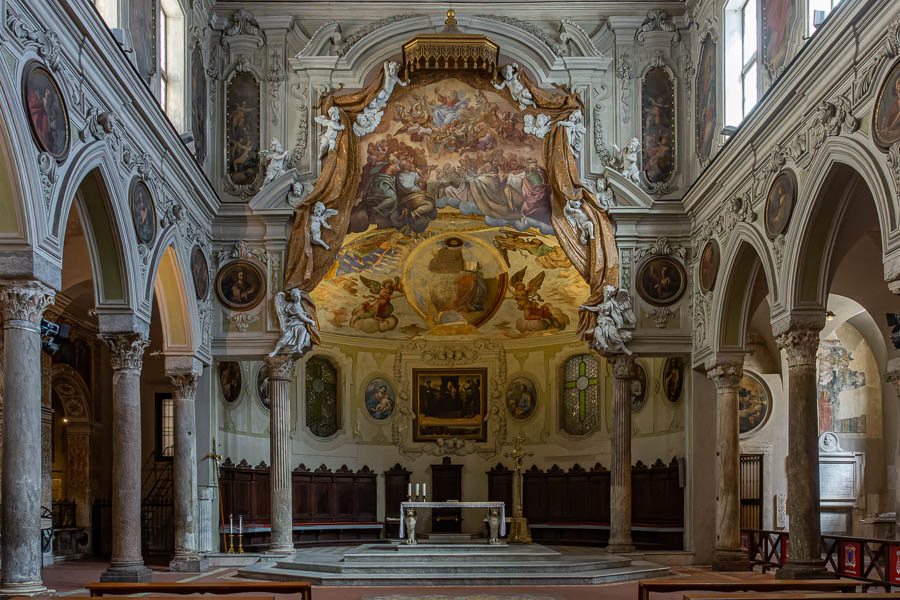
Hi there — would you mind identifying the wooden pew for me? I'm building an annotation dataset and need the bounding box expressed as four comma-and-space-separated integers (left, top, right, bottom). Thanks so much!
638, 578, 861, 600
684, 594, 897, 600
86, 582, 311, 600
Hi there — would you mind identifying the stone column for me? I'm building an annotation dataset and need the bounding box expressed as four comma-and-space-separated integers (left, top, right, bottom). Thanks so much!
706, 356, 752, 571
775, 325, 829, 579
887, 367, 900, 540
607, 353, 635, 554
265, 354, 296, 555
169, 371, 208, 572
0, 280, 54, 596
99, 333, 152, 583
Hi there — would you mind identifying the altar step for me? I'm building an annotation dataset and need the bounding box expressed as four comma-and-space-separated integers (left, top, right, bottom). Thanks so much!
418, 532, 482, 543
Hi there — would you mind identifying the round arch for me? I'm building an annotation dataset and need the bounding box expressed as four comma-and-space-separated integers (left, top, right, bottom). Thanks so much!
50, 363, 93, 530
149, 244, 197, 354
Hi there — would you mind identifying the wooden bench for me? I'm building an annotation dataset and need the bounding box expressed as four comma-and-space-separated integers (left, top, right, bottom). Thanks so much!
684, 594, 897, 600
86, 582, 311, 600
638, 579, 861, 600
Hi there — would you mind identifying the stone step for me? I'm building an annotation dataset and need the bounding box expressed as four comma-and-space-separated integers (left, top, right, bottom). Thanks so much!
417, 533, 482, 543
274, 557, 632, 574
340, 549, 563, 562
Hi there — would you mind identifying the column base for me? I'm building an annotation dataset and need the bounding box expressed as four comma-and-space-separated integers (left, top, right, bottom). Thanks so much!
0, 582, 53, 599
508, 517, 532, 544
606, 541, 636, 554
775, 560, 833, 580
100, 564, 153, 582
712, 548, 752, 571
264, 545, 295, 557
169, 554, 209, 573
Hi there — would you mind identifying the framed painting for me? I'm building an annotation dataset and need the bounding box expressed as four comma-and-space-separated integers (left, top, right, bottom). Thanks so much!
762, 0, 796, 78
129, 0, 156, 84
191, 245, 209, 300
22, 61, 70, 161
256, 363, 270, 410
765, 169, 796, 238
226, 72, 261, 186
364, 376, 395, 420
219, 361, 242, 404
631, 362, 648, 413
636, 256, 686, 306
191, 42, 208, 165
695, 35, 717, 164
412, 368, 487, 442
641, 67, 676, 184
129, 178, 156, 245
873, 59, 900, 149
215, 260, 266, 312
739, 370, 772, 436
663, 357, 684, 403
699, 239, 720, 293
505, 376, 537, 421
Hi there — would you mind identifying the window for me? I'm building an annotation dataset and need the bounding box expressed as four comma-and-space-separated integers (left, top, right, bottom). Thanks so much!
94, 0, 117, 27
725, 0, 759, 126
808, 0, 842, 33
305, 357, 340, 438
155, 393, 174, 459
561, 354, 600, 436
157, 0, 185, 130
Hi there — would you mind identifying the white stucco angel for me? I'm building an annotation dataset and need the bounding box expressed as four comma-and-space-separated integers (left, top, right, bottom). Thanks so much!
523, 113, 552, 139
309, 201, 339, 250
557, 110, 586, 155
375, 61, 409, 105
287, 180, 314, 209
564, 197, 594, 245
259, 139, 289, 187
269, 288, 317, 357
353, 99, 385, 137
611, 137, 641, 184
493, 63, 536, 110
595, 177, 614, 210
314, 106, 344, 160
580, 285, 635, 355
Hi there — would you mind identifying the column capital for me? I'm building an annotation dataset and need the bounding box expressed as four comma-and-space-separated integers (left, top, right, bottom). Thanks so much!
775, 328, 820, 368
265, 354, 297, 381
705, 355, 745, 390
606, 353, 636, 379
169, 371, 199, 400
100, 333, 149, 372
0, 280, 55, 324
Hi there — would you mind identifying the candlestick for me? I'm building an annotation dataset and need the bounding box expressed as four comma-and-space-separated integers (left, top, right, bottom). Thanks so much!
408, 483, 412, 496
415, 483, 420, 496
239, 514, 243, 536
423, 483, 427, 499
228, 513, 234, 553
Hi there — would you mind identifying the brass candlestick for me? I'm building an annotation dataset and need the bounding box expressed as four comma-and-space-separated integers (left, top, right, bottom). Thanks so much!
238, 532, 244, 554
505, 435, 534, 544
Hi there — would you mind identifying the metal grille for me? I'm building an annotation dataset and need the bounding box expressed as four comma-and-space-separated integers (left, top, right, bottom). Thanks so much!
739, 453, 763, 530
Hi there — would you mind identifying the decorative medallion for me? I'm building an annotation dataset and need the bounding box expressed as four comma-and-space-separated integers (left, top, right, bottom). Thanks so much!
22, 61, 70, 161
765, 169, 796, 239
663, 357, 684, 403
505, 376, 537, 420
129, 178, 156, 245
873, 59, 900, 150
641, 67, 676, 184
739, 370, 772, 436
219, 361, 242, 404
191, 245, 209, 300
636, 256, 686, 306
215, 259, 266, 312
631, 362, 648, 413
364, 376, 395, 420
699, 239, 720, 294
256, 363, 270, 410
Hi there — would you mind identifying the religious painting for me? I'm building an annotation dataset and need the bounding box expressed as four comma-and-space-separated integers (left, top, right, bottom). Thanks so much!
22, 61, 69, 161
762, 0, 796, 77
663, 357, 684, 403
226, 72, 261, 186
631, 362, 648, 413
256, 364, 269, 410
739, 371, 772, 435
695, 36, 717, 164
641, 67, 676, 184
699, 240, 720, 293
306, 357, 340, 438
505, 376, 537, 420
215, 260, 266, 312
636, 256, 686, 306
873, 60, 900, 149
129, 0, 156, 84
765, 169, 796, 238
412, 368, 487, 442
219, 361, 242, 404
191, 245, 209, 300
817, 330, 874, 435
191, 43, 208, 165
129, 178, 156, 245
561, 353, 600, 436
364, 377, 395, 420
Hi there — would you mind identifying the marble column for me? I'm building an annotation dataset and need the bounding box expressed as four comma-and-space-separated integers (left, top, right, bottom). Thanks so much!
887, 368, 900, 540
99, 333, 152, 583
607, 353, 635, 554
265, 354, 296, 555
0, 280, 54, 596
775, 325, 829, 579
706, 356, 752, 571
168, 371, 208, 572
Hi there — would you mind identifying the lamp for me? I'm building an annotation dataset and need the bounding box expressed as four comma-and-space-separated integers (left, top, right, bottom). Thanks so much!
826, 310, 835, 321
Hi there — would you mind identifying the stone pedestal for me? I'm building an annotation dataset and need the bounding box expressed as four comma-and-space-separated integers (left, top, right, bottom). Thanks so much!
706, 357, 752, 571
0, 281, 55, 596
607, 353, 635, 554
775, 325, 831, 580
265, 355, 296, 555
99, 334, 152, 583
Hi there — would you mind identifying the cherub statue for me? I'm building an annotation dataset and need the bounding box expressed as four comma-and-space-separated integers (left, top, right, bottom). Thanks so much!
259, 139, 289, 187
287, 180, 314, 209
557, 110, 586, 155
269, 288, 317, 357
314, 106, 344, 160
493, 63, 536, 110
595, 177, 614, 210
309, 201, 339, 250
564, 197, 594, 245
611, 137, 641, 184
523, 113, 552, 139
353, 99, 384, 137
375, 61, 409, 105
580, 285, 635, 355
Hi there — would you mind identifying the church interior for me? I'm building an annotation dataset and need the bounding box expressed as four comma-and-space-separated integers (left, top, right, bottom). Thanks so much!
0, 0, 899, 596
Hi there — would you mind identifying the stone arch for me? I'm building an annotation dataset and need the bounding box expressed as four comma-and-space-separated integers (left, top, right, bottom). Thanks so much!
148, 244, 197, 354
50, 364, 93, 530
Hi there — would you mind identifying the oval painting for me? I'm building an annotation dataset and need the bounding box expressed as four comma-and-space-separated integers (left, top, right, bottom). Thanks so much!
256, 363, 270, 410
22, 61, 69, 160
636, 256, 686, 306
216, 260, 266, 312
129, 179, 156, 245
765, 170, 796, 239
364, 377, 395, 420
219, 361, 242, 404
699, 240, 719, 293
873, 59, 900, 149
663, 357, 684, 403
505, 376, 537, 420
631, 362, 648, 413
739, 371, 772, 435
191, 245, 209, 300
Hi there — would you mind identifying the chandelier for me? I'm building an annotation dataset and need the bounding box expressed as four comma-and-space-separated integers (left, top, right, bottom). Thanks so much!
402, 10, 499, 76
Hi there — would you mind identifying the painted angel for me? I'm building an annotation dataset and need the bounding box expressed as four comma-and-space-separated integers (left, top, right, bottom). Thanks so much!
269, 288, 317, 357
564, 197, 594, 244
493, 63, 536, 110
309, 201, 339, 250
314, 106, 344, 160
557, 110, 586, 155
259, 139, 289, 187
523, 113, 552, 139
580, 285, 635, 355
610, 137, 642, 184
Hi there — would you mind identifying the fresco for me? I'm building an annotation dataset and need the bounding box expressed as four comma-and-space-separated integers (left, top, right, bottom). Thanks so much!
641, 67, 675, 184
364, 377, 395, 420
191, 43, 207, 165
129, 0, 156, 84
695, 36, 717, 164
762, 0, 796, 77
226, 72, 260, 186
816, 322, 881, 436
22, 62, 69, 160
873, 59, 900, 148
739, 371, 771, 435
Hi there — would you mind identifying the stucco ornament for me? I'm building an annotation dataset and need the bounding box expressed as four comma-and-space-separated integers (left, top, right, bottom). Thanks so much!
287, 180, 314, 208
314, 106, 344, 159
309, 201, 339, 250
493, 63, 536, 110
523, 113, 552, 139
353, 61, 409, 136
269, 289, 317, 357
595, 177, 615, 209
557, 109, 586, 155
580, 286, 635, 355
610, 137, 642, 184
564, 197, 594, 244
260, 139, 289, 186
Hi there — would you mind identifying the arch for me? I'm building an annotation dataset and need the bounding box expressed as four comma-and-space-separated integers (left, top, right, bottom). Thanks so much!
50, 363, 92, 422
50, 363, 93, 532
150, 244, 196, 354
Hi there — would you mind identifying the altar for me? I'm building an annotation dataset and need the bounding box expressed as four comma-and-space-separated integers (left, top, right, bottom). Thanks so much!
400, 501, 506, 543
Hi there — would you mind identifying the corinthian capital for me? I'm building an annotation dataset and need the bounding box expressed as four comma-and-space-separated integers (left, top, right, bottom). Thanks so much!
704, 355, 744, 390
265, 353, 296, 381
0, 280, 55, 324
607, 353, 636, 380
101, 333, 149, 371
169, 371, 199, 400
775, 328, 820, 368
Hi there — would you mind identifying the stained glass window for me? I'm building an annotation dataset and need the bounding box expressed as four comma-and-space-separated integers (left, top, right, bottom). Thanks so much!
305, 356, 340, 438
561, 353, 600, 436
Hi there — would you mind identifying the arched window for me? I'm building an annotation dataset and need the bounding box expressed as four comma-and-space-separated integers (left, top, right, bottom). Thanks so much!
724, 0, 759, 126
158, 0, 186, 130
305, 356, 340, 438
561, 353, 600, 436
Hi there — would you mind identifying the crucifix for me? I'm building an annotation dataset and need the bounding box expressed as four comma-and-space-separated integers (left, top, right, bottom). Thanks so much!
505, 435, 533, 544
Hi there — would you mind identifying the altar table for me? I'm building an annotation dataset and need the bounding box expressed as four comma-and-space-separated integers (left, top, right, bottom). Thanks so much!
399, 501, 506, 538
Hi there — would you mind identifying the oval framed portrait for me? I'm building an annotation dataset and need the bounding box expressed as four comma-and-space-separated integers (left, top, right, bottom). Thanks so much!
256, 363, 270, 410
505, 376, 537, 421
765, 169, 796, 239
630, 362, 648, 413
191, 245, 209, 300
219, 361, 242, 404
215, 259, 266, 312
662, 357, 684, 403
699, 240, 719, 294
636, 256, 686, 306
739, 370, 772, 436
873, 59, 900, 149
22, 61, 70, 161
364, 377, 395, 421
129, 178, 156, 245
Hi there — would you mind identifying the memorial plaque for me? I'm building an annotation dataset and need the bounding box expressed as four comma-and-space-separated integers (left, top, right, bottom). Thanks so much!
819, 462, 857, 500
820, 510, 850, 535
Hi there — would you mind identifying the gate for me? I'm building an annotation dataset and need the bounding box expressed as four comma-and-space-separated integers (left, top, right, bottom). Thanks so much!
740, 454, 763, 530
